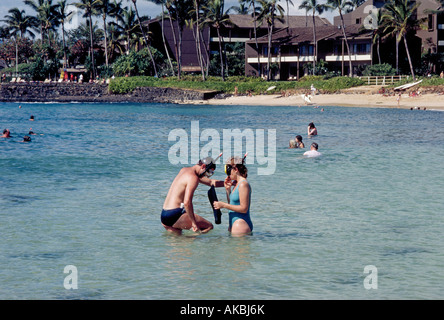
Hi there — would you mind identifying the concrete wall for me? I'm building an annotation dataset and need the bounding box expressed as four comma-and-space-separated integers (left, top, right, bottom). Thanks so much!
0, 83, 219, 103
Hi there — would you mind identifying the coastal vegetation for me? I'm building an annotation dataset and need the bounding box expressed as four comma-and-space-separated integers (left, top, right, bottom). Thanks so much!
109, 74, 365, 94
0, 0, 443, 90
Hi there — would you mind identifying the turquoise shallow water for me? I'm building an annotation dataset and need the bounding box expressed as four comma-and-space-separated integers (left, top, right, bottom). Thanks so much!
1, 102, 443, 299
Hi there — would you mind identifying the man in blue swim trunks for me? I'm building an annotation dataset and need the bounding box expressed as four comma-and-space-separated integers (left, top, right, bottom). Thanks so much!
161, 157, 227, 235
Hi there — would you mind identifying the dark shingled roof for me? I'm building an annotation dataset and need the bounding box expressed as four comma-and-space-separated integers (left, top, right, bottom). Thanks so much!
248, 24, 373, 44
227, 14, 332, 29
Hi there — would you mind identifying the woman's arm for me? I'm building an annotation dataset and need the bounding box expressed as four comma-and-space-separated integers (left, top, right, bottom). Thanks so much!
214, 182, 250, 214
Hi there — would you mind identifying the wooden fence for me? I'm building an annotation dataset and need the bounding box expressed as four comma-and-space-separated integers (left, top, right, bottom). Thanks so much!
359, 75, 410, 85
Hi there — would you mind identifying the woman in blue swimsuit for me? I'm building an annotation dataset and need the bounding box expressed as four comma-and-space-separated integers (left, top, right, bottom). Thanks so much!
213, 156, 253, 235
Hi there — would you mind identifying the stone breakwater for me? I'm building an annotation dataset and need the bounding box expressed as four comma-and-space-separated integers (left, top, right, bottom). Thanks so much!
0, 82, 220, 103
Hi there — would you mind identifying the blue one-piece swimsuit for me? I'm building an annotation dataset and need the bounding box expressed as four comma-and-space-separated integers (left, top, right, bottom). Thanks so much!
228, 181, 253, 231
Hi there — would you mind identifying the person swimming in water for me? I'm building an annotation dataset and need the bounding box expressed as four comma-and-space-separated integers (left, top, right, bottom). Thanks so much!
303, 142, 322, 157
289, 135, 305, 149
308, 122, 317, 136
213, 156, 253, 235
161, 156, 227, 235
2, 129, 11, 138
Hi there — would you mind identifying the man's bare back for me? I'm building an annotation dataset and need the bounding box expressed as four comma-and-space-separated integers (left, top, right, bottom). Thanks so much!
163, 167, 198, 210
160, 159, 224, 235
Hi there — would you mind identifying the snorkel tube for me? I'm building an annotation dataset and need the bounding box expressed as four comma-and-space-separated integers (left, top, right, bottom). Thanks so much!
204, 153, 223, 224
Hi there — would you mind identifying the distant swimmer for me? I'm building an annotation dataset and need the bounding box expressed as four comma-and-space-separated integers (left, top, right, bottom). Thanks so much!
29, 115, 35, 121
2, 129, 11, 138
213, 155, 253, 235
289, 135, 305, 149
304, 142, 322, 158
23, 135, 31, 142
308, 122, 317, 136
161, 156, 226, 235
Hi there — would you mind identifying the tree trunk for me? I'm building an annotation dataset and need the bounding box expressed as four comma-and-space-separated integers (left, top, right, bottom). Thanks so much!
403, 34, 416, 81
132, 1, 158, 77
167, 8, 180, 79
312, 12, 317, 75
89, 14, 96, 79
194, 0, 205, 80
395, 32, 399, 75
103, 16, 109, 69
217, 27, 225, 81
62, 23, 67, 68
161, 4, 175, 76
339, 11, 353, 76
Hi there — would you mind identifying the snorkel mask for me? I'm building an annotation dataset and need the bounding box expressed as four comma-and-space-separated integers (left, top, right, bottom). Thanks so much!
224, 153, 248, 176
199, 153, 223, 178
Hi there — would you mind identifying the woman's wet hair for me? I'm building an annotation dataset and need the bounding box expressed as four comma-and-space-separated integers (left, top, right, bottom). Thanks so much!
296, 135, 302, 141
308, 122, 315, 129
227, 156, 248, 178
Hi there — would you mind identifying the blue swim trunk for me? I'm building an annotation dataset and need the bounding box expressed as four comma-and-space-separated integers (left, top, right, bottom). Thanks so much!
161, 207, 185, 227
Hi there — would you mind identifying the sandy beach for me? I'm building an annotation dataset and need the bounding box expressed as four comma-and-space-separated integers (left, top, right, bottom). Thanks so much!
200, 86, 444, 111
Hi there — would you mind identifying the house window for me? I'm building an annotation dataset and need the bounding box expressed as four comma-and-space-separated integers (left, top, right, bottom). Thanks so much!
353, 43, 371, 54
428, 14, 434, 31
356, 18, 361, 25
300, 45, 314, 56
262, 46, 279, 56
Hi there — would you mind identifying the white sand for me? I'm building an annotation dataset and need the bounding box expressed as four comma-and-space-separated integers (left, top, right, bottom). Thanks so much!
193, 86, 444, 111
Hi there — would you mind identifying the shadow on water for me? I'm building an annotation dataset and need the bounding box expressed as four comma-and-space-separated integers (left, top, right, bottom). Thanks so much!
0, 194, 40, 205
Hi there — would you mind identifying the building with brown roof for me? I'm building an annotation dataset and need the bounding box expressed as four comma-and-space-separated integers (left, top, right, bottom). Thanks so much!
147, 14, 332, 75
245, 24, 374, 79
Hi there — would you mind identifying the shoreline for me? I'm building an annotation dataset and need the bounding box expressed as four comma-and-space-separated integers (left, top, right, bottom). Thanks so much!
200, 92, 444, 111
1, 82, 443, 110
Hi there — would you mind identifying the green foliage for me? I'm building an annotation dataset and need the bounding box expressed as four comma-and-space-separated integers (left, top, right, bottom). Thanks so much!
419, 76, 444, 86
297, 75, 325, 82
109, 75, 365, 94
362, 63, 397, 76
112, 47, 164, 77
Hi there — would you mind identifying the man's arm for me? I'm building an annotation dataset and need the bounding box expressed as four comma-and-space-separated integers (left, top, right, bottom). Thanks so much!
198, 176, 225, 187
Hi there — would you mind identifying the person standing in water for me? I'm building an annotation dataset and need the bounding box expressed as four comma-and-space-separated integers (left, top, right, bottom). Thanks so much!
308, 122, 317, 136
161, 156, 227, 235
213, 156, 253, 235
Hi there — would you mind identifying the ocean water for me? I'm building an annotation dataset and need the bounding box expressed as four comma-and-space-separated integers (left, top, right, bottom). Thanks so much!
1, 102, 443, 300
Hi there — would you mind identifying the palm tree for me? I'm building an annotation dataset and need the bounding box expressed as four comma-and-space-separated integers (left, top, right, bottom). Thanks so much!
129, 0, 158, 77
229, 0, 250, 14
40, 0, 60, 45
201, 0, 232, 81
382, 0, 423, 80
24, 0, 46, 41
326, 0, 354, 76
106, 23, 125, 60
370, 8, 384, 65
257, 0, 284, 80
97, 0, 113, 69
299, 0, 328, 74
111, 6, 139, 53
55, 0, 74, 69
147, 0, 175, 76
246, 0, 261, 77
189, 0, 206, 80
285, 0, 294, 29
167, 0, 193, 79
74, 0, 101, 79
24, 0, 60, 46
2, 8, 38, 74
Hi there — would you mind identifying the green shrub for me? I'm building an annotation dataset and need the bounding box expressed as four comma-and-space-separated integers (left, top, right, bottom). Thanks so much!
362, 63, 396, 76
109, 75, 366, 95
